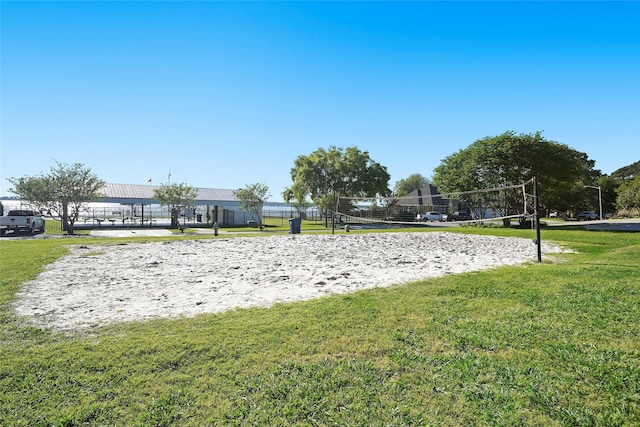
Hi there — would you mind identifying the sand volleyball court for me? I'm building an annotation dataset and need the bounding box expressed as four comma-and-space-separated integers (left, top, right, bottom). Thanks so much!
13, 232, 569, 332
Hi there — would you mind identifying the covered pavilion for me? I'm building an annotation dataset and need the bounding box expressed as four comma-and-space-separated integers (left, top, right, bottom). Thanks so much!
97, 183, 244, 227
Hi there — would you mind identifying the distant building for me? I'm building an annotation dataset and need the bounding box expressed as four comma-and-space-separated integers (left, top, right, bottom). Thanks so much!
99, 183, 255, 226
400, 184, 448, 214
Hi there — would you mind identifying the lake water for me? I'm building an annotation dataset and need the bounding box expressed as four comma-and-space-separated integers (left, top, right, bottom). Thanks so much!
0, 199, 316, 219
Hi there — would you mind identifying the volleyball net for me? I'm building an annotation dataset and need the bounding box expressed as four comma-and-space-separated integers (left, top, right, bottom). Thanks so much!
334, 178, 538, 228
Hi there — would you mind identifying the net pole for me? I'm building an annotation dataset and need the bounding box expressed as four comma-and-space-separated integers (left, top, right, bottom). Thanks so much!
332, 211, 335, 234
534, 176, 542, 262
332, 198, 337, 234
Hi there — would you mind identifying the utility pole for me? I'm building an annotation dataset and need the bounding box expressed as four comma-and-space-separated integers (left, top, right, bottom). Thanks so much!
584, 185, 603, 220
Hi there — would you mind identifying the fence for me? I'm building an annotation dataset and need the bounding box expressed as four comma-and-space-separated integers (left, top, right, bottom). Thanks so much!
262, 209, 324, 225
11, 202, 325, 228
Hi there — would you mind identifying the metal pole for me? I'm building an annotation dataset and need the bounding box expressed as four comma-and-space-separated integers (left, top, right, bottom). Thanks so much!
332, 194, 337, 235
598, 186, 603, 220
534, 176, 542, 263
584, 185, 603, 220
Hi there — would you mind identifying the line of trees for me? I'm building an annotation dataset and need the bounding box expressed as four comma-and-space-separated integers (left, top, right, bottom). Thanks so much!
5, 136, 638, 232
613, 162, 640, 216
279, 132, 637, 223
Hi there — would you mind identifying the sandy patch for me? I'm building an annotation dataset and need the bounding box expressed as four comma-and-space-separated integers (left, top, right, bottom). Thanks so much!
13, 232, 568, 332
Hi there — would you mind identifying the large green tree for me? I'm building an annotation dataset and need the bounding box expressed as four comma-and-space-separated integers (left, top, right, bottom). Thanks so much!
284, 146, 391, 226
235, 183, 271, 230
616, 176, 640, 215
7, 161, 105, 234
394, 173, 430, 197
592, 175, 619, 217
433, 131, 599, 221
153, 182, 198, 227
588, 161, 640, 217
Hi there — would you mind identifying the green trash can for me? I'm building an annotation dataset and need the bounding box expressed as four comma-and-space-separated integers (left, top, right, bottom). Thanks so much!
289, 218, 301, 234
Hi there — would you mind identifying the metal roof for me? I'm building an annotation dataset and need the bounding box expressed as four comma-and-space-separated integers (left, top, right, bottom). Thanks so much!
99, 183, 239, 205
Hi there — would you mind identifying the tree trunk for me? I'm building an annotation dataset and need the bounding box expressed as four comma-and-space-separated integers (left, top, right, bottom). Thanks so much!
62, 203, 73, 234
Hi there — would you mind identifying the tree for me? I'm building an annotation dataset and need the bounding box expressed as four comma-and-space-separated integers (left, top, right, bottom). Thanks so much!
616, 176, 640, 216
8, 161, 105, 234
394, 173, 430, 197
153, 182, 198, 227
588, 175, 618, 217
285, 146, 390, 227
234, 183, 271, 230
282, 187, 312, 218
433, 131, 599, 223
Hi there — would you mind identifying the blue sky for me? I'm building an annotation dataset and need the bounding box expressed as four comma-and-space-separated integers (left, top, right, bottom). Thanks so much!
2, 1, 639, 201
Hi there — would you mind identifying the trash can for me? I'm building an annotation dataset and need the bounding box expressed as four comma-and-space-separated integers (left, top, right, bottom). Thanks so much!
289, 217, 301, 234
196, 214, 202, 222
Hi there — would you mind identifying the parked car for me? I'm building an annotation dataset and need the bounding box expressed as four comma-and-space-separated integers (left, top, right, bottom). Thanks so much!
577, 211, 598, 221
447, 211, 473, 222
420, 212, 444, 222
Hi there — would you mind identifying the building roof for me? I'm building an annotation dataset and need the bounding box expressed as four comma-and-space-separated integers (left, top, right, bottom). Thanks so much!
400, 184, 447, 207
100, 183, 240, 205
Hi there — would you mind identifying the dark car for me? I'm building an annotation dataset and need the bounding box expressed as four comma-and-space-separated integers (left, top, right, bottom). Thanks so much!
447, 211, 473, 221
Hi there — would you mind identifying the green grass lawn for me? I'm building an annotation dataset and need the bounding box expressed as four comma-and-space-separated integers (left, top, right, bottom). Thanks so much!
0, 228, 638, 426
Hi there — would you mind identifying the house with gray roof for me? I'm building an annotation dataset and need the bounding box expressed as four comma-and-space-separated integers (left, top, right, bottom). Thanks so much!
400, 184, 448, 214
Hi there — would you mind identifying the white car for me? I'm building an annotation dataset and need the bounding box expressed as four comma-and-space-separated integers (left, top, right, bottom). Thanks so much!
577, 211, 598, 221
420, 212, 444, 222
